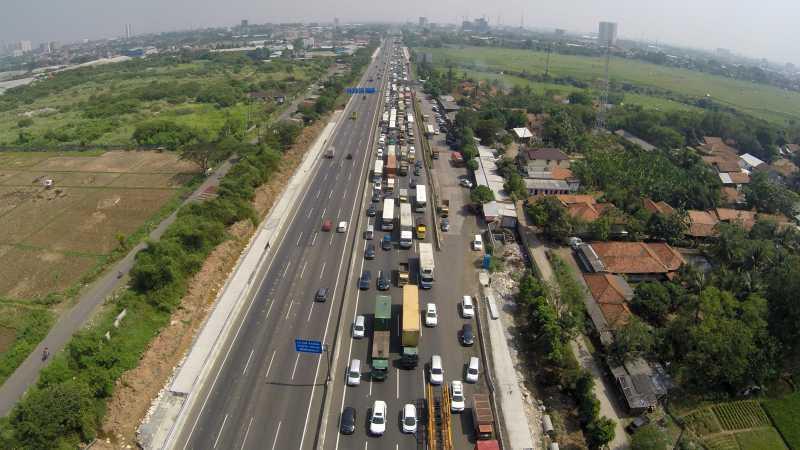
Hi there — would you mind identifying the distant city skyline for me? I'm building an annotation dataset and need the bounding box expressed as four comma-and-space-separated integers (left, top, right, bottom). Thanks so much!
1, 0, 798, 66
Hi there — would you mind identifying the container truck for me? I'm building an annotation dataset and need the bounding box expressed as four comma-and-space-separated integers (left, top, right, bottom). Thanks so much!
472, 394, 496, 440
385, 154, 397, 176
418, 243, 435, 289
382, 198, 395, 231
415, 185, 427, 213
400, 285, 420, 369
371, 295, 391, 380
399, 202, 413, 248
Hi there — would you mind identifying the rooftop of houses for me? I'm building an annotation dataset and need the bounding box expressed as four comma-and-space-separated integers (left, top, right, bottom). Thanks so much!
583, 273, 634, 330
587, 241, 685, 275
767, 158, 799, 178
520, 147, 568, 162
718, 171, 751, 185
687, 210, 720, 237
740, 153, 766, 169
525, 166, 575, 180
642, 198, 675, 216
512, 127, 533, 139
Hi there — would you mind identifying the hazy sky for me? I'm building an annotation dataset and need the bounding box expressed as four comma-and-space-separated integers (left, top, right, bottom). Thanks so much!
2, 0, 798, 64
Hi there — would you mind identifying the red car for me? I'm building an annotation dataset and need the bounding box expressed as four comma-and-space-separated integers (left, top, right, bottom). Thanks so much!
322, 219, 332, 231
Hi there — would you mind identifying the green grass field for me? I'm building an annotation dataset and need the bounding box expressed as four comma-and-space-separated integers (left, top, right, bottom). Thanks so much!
459, 68, 699, 113
416, 46, 800, 124
735, 428, 789, 450
0, 58, 324, 146
763, 392, 800, 449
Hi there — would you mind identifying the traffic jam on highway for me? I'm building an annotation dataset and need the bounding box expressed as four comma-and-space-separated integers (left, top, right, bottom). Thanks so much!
329, 39, 501, 450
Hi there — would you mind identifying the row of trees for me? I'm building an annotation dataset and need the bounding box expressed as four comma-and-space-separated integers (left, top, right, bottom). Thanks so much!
515, 272, 615, 449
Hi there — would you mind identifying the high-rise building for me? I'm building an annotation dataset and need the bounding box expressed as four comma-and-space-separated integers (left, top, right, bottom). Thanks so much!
334, 17, 340, 27
240, 20, 249, 35
598, 21, 618, 46
419, 17, 428, 27
15, 41, 32, 53
554, 28, 566, 38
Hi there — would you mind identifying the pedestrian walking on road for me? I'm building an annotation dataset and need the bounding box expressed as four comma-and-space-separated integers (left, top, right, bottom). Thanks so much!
41, 347, 49, 361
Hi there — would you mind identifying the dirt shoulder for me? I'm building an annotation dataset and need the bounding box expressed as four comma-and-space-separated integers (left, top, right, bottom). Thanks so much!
93, 118, 330, 449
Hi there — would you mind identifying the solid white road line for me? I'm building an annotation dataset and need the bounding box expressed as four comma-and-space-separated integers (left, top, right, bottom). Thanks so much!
239, 416, 254, 450
242, 349, 254, 375
316, 188, 321, 198
329, 190, 334, 199
311, 232, 318, 246
307, 209, 313, 219
212, 414, 228, 449
321, 207, 327, 218
296, 231, 304, 247
265, 350, 276, 380
270, 421, 282, 450
307, 302, 315, 322
320, 261, 326, 279
284, 298, 295, 321
291, 353, 301, 380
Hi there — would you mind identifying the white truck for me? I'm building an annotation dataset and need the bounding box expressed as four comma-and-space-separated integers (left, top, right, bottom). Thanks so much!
382, 198, 395, 231
415, 185, 427, 213
399, 202, 413, 248
373, 160, 383, 183
418, 243, 435, 288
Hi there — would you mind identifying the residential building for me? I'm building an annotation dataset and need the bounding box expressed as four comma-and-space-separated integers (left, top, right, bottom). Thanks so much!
419, 17, 428, 27
518, 147, 569, 177
739, 153, 765, 171
583, 273, 633, 339
642, 198, 675, 216
611, 359, 668, 414
524, 178, 578, 196
512, 127, 533, 144
598, 21, 618, 46
686, 210, 719, 238
576, 241, 684, 281
473, 145, 517, 227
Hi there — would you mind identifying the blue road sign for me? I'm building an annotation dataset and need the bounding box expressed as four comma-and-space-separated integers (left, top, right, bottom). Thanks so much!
295, 339, 323, 354
346, 87, 377, 95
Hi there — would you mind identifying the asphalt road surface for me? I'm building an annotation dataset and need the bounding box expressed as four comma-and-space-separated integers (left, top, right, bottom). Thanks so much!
174, 42, 395, 450
175, 39, 490, 450
319, 47, 490, 450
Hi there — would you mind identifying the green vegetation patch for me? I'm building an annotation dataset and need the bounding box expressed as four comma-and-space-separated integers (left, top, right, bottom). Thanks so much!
712, 400, 771, 431
0, 304, 54, 385
763, 392, 800, 449
416, 45, 800, 123
684, 407, 723, 436
734, 428, 789, 450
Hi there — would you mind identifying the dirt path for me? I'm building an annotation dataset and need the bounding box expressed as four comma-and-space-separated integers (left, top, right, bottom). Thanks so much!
93, 118, 329, 449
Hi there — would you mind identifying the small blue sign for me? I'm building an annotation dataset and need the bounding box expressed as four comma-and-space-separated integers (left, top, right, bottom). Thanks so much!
346, 87, 377, 95
482, 255, 492, 269
295, 339, 323, 354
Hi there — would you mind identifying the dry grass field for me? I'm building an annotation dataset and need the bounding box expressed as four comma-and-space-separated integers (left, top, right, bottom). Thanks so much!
0, 150, 198, 301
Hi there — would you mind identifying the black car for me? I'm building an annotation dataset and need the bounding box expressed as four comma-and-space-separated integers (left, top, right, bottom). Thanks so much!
409, 178, 416, 188
340, 406, 357, 435
415, 160, 423, 168
372, 192, 380, 203
359, 270, 372, 290
414, 167, 422, 176
459, 323, 475, 346
367, 204, 377, 217
315, 287, 329, 303
381, 235, 392, 250
365, 244, 376, 259
377, 270, 390, 290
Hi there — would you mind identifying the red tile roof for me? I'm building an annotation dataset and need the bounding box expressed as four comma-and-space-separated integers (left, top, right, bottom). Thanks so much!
590, 241, 685, 275
687, 210, 719, 237
583, 273, 633, 329
642, 199, 675, 215
715, 208, 757, 230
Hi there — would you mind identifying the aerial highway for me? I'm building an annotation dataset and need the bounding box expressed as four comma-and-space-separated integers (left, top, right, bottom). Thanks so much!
174, 41, 394, 450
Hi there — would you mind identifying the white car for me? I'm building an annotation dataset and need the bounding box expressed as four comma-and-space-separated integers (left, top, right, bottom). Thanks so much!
352, 315, 366, 339
461, 296, 475, 319
429, 355, 444, 385
401, 403, 417, 433
425, 303, 438, 327
370, 400, 387, 435
377, 148, 384, 158
450, 380, 465, 412
466, 356, 480, 383
337, 221, 347, 233
459, 179, 473, 188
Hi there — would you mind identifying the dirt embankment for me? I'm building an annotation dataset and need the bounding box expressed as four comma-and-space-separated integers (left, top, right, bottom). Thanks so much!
94, 118, 330, 449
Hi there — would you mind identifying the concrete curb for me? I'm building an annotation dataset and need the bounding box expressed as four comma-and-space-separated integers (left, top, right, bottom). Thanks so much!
138, 113, 340, 450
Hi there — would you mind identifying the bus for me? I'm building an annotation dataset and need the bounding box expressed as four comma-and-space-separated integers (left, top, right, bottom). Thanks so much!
382, 198, 395, 231
415, 185, 427, 213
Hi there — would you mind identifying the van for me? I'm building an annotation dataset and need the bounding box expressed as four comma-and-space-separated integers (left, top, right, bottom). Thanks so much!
353, 315, 366, 338
347, 359, 361, 386
466, 356, 480, 383
472, 234, 483, 251
429, 355, 444, 385
365, 224, 374, 240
